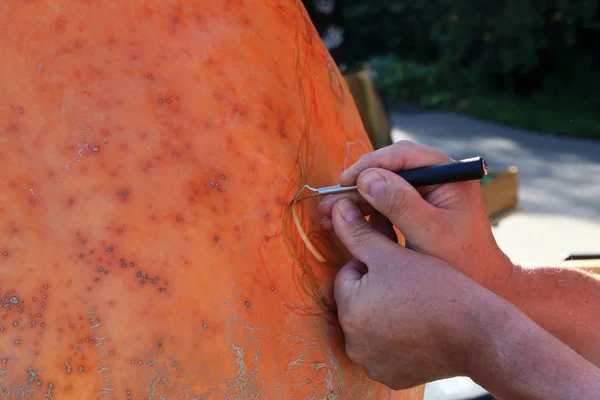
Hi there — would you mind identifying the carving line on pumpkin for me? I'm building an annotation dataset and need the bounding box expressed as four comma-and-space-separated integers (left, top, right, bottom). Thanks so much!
291, 200, 326, 263
275, 9, 349, 316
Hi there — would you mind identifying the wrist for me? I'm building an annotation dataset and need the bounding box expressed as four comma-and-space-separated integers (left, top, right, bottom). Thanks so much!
481, 245, 516, 296
451, 237, 515, 296
465, 289, 600, 399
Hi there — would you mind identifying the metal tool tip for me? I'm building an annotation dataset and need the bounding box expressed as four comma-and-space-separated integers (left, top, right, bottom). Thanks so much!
292, 185, 319, 204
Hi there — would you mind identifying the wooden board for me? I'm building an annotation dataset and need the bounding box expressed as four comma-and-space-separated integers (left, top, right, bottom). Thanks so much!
480, 166, 520, 225
562, 255, 600, 275
343, 66, 393, 150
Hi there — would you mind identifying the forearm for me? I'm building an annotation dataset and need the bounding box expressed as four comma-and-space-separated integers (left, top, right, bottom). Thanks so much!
468, 293, 600, 400
498, 263, 600, 367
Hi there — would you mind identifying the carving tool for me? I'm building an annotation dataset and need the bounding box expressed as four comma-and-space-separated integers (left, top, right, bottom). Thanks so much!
293, 156, 487, 203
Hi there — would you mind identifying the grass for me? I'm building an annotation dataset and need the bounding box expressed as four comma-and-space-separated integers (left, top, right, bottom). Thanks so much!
367, 55, 600, 140
441, 90, 600, 140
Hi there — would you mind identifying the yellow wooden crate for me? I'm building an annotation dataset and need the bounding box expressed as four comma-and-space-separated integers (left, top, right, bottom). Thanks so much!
562, 257, 600, 275
343, 66, 392, 150
480, 166, 521, 225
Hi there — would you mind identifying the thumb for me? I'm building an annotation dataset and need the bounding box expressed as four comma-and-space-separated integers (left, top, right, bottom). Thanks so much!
331, 198, 399, 267
356, 168, 446, 249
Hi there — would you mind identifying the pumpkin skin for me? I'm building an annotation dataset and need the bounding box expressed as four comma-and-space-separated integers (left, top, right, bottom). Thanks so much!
0, 1, 425, 399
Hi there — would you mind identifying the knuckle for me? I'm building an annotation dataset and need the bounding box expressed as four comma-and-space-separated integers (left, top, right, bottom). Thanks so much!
350, 223, 377, 246
344, 341, 364, 364
393, 139, 415, 150
386, 188, 411, 218
365, 368, 381, 382
339, 303, 368, 335
355, 152, 376, 171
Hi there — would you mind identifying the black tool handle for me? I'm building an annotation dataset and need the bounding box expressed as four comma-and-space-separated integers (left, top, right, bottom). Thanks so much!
397, 157, 487, 186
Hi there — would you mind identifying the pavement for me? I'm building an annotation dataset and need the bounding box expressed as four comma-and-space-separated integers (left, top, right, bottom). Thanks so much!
387, 109, 600, 399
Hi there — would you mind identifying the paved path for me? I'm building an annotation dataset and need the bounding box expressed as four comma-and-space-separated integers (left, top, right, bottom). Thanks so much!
390, 110, 600, 265
388, 110, 600, 400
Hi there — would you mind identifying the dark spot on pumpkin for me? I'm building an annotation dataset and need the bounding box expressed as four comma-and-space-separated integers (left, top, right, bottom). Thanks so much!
55, 15, 68, 33
166, 99, 171, 104
278, 119, 286, 137
240, 15, 251, 26
2, 252, 7, 257
244, 300, 251, 307
79, 254, 85, 258
147, 75, 153, 80
158, 99, 163, 103
213, 236, 219, 242
107, 247, 113, 252
92, 146, 99, 152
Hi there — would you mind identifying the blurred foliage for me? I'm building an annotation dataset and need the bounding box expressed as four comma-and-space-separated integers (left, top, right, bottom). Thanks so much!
343, 0, 600, 85
340, 0, 600, 138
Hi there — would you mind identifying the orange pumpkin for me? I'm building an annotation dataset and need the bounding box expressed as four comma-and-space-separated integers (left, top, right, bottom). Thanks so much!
0, 1, 425, 398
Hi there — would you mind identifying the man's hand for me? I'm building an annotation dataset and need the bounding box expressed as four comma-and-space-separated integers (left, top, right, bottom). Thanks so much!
329, 196, 600, 397
320, 140, 600, 368
330, 196, 483, 389
319, 142, 600, 366
319, 140, 514, 293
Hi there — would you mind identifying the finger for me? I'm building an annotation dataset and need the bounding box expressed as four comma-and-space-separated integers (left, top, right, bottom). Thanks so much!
317, 192, 375, 217
321, 217, 333, 231
333, 259, 367, 322
339, 140, 453, 187
368, 211, 397, 243
356, 167, 448, 250
330, 198, 401, 267
322, 212, 397, 242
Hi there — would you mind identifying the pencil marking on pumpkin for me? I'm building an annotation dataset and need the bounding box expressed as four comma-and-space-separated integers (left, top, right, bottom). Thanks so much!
287, 352, 306, 369
343, 140, 366, 170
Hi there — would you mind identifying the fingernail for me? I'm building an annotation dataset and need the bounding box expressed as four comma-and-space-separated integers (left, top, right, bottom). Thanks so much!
337, 199, 361, 222
359, 170, 387, 197
318, 195, 333, 206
